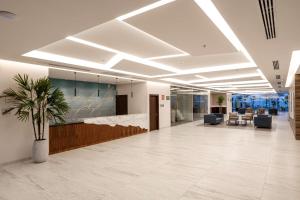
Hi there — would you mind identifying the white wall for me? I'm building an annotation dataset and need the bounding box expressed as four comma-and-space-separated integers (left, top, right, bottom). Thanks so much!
207, 90, 211, 114
289, 81, 295, 119
227, 93, 232, 113
117, 81, 171, 130
117, 82, 147, 114
0, 60, 48, 165
147, 82, 171, 129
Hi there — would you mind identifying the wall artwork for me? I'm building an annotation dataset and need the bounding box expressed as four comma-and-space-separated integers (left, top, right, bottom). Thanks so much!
50, 78, 116, 122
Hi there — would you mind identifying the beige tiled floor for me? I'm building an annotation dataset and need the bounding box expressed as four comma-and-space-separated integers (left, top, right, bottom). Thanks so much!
0, 113, 300, 200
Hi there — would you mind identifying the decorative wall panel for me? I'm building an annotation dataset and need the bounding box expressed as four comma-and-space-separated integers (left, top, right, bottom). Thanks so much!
50, 78, 116, 122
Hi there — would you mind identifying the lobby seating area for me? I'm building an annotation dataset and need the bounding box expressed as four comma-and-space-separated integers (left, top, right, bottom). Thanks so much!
205, 107, 273, 129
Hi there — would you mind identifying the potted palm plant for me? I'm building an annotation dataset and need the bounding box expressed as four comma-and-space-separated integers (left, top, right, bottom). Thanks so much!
0, 74, 69, 163
217, 95, 225, 113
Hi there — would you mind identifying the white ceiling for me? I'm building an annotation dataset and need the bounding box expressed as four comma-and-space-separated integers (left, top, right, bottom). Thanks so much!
39, 39, 115, 64
125, 0, 236, 56
112, 59, 172, 76
153, 52, 248, 70
1, 0, 297, 93
74, 20, 183, 58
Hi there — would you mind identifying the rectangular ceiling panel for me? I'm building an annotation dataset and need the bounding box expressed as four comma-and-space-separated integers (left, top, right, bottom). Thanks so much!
74, 20, 183, 58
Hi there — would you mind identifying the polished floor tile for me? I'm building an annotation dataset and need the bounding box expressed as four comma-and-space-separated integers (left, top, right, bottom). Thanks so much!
0, 113, 299, 200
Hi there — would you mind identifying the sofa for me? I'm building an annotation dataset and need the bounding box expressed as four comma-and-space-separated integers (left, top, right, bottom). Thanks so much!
204, 113, 224, 125
254, 115, 272, 128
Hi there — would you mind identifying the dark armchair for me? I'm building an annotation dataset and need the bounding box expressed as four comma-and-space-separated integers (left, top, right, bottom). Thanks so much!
238, 108, 246, 114
204, 113, 224, 125
254, 115, 272, 128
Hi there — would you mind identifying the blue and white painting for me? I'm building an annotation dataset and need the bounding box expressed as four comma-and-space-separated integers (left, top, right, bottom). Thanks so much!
50, 78, 116, 122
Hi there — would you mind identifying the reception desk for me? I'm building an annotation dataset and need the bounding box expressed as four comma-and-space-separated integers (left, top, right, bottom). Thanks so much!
49, 114, 147, 154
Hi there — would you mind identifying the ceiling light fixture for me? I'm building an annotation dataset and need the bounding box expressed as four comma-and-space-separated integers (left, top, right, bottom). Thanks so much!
152, 62, 257, 78
195, 80, 268, 87
189, 72, 260, 83
193, 0, 255, 64
97, 75, 100, 97
208, 83, 270, 88
116, 0, 175, 21
230, 89, 276, 94
256, 69, 267, 80
226, 83, 271, 88
24, 50, 106, 69
74, 72, 77, 96
146, 53, 189, 60
195, 75, 208, 79
286, 50, 300, 87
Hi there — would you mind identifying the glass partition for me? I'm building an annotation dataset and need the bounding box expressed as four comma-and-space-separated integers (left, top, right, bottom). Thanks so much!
171, 86, 208, 126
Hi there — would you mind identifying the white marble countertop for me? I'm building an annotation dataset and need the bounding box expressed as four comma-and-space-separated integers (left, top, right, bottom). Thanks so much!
83, 113, 147, 129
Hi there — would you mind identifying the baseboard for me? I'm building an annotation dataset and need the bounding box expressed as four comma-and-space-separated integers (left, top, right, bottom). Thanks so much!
0, 157, 31, 167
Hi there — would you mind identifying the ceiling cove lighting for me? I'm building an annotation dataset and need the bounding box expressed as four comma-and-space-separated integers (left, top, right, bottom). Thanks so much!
23, 50, 106, 69
66, 36, 180, 73
207, 83, 270, 88
230, 89, 276, 94
116, 0, 175, 21
146, 53, 189, 60
195, 75, 208, 79
256, 69, 267, 80
161, 78, 194, 86
195, 80, 268, 87
188, 73, 261, 83
193, 0, 255, 64
286, 50, 300, 87
23, 50, 152, 78
152, 62, 257, 78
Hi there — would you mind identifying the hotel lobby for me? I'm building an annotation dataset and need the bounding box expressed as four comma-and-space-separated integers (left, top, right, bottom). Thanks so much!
1, 0, 300, 199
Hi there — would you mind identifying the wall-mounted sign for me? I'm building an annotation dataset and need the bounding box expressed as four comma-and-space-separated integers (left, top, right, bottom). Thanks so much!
161, 95, 165, 100
166, 96, 170, 100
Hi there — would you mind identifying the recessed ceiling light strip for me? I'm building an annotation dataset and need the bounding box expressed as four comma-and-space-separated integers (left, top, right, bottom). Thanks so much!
195, 75, 208, 79
188, 72, 260, 83
152, 62, 257, 78
24, 50, 106, 69
196, 80, 268, 87
146, 53, 189, 60
116, 0, 175, 21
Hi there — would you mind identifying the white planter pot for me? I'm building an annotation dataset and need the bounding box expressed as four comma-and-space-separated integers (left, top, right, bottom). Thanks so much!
32, 139, 49, 163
